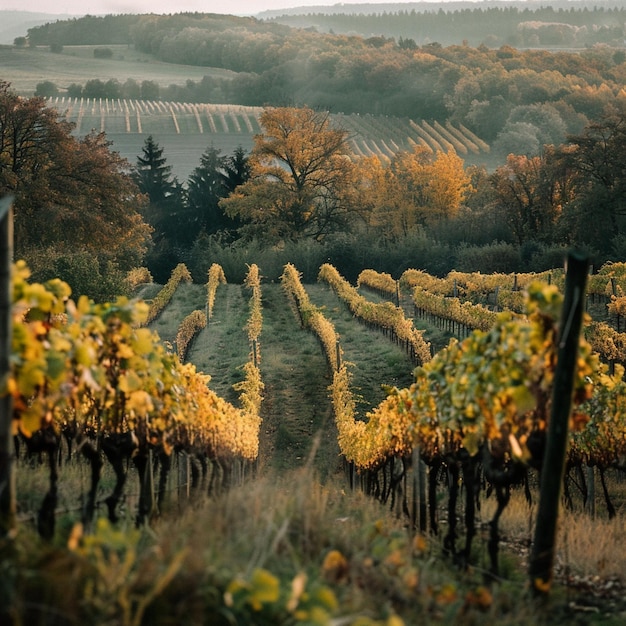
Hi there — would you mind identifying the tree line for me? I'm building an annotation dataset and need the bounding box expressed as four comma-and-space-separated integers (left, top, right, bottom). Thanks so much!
36, 77, 161, 101
269, 4, 626, 48
134, 105, 626, 284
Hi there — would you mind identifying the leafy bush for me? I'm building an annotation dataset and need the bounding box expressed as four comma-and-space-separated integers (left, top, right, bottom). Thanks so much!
455, 241, 522, 274
24, 246, 127, 302
93, 47, 114, 59
35, 81, 59, 97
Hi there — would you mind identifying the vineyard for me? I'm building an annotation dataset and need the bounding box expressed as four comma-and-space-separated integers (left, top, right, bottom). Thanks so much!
5, 257, 626, 624
43, 96, 492, 179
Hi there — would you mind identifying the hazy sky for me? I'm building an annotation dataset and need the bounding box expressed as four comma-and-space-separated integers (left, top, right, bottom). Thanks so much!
6, 0, 447, 17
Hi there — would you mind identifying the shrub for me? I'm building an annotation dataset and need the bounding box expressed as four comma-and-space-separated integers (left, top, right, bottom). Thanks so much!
455, 241, 522, 274
94, 47, 114, 59
35, 81, 58, 97
24, 246, 126, 302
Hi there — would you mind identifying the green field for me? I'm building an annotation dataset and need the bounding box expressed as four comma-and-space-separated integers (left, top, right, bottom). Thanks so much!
0, 44, 235, 94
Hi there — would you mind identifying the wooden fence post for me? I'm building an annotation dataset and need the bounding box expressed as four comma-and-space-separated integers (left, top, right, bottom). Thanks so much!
0, 196, 15, 539
528, 250, 588, 596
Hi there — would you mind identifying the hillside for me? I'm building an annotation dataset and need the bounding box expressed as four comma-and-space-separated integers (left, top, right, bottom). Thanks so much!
261, 0, 626, 47
8, 261, 626, 623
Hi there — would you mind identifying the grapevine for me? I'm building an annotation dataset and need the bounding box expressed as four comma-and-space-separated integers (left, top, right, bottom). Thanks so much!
145, 263, 192, 324
319, 264, 431, 366
176, 309, 207, 362
282, 263, 341, 372
207, 263, 227, 320
6, 261, 260, 532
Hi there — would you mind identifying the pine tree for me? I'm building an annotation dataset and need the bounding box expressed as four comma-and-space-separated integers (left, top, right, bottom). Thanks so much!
184, 145, 249, 243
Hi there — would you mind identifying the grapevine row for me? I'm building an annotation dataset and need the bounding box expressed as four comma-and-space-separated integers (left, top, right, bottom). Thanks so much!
318, 264, 431, 366
401, 264, 626, 309
360, 280, 623, 572
400, 266, 626, 366
281, 263, 341, 372
207, 262, 227, 319
356, 269, 398, 301
8, 261, 260, 534
233, 264, 264, 418
317, 266, 626, 572
176, 309, 207, 361
145, 262, 192, 324
281, 264, 403, 471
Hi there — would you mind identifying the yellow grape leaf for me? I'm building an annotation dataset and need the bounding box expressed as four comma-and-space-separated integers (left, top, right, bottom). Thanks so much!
46, 352, 67, 382
313, 586, 337, 611
19, 405, 45, 438
74, 343, 94, 367
132, 328, 155, 355
510, 384, 536, 415
126, 390, 154, 417
0, 374, 17, 396
116, 342, 134, 359
248, 568, 280, 610
533, 576, 552, 593
118, 370, 143, 393
18, 361, 46, 396
462, 430, 481, 456
77, 295, 92, 315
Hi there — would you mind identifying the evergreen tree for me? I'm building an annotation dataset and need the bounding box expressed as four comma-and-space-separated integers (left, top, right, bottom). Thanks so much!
133, 135, 186, 240
185, 145, 249, 243
133, 135, 176, 209
186, 145, 227, 238
133, 135, 185, 281
223, 145, 251, 194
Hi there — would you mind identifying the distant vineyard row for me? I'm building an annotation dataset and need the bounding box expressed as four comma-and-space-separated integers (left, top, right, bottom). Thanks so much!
46, 97, 490, 159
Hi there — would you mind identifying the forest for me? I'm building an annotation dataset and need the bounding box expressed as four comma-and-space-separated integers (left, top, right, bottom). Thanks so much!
266, 1, 626, 48
23, 9, 626, 130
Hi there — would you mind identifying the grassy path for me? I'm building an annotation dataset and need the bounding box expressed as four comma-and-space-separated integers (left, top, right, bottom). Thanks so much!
307, 283, 416, 412
253, 283, 340, 477
186, 283, 249, 405
179, 281, 341, 477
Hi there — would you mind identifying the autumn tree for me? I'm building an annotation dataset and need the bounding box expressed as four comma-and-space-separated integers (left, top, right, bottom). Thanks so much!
361, 146, 472, 239
426, 149, 473, 222
0, 82, 152, 300
220, 107, 359, 243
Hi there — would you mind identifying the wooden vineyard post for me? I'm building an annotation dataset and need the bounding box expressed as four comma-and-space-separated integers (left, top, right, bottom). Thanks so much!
529, 250, 588, 596
0, 196, 14, 539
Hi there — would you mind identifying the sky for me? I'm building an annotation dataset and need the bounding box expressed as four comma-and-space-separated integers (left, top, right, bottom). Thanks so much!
4, 0, 452, 18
